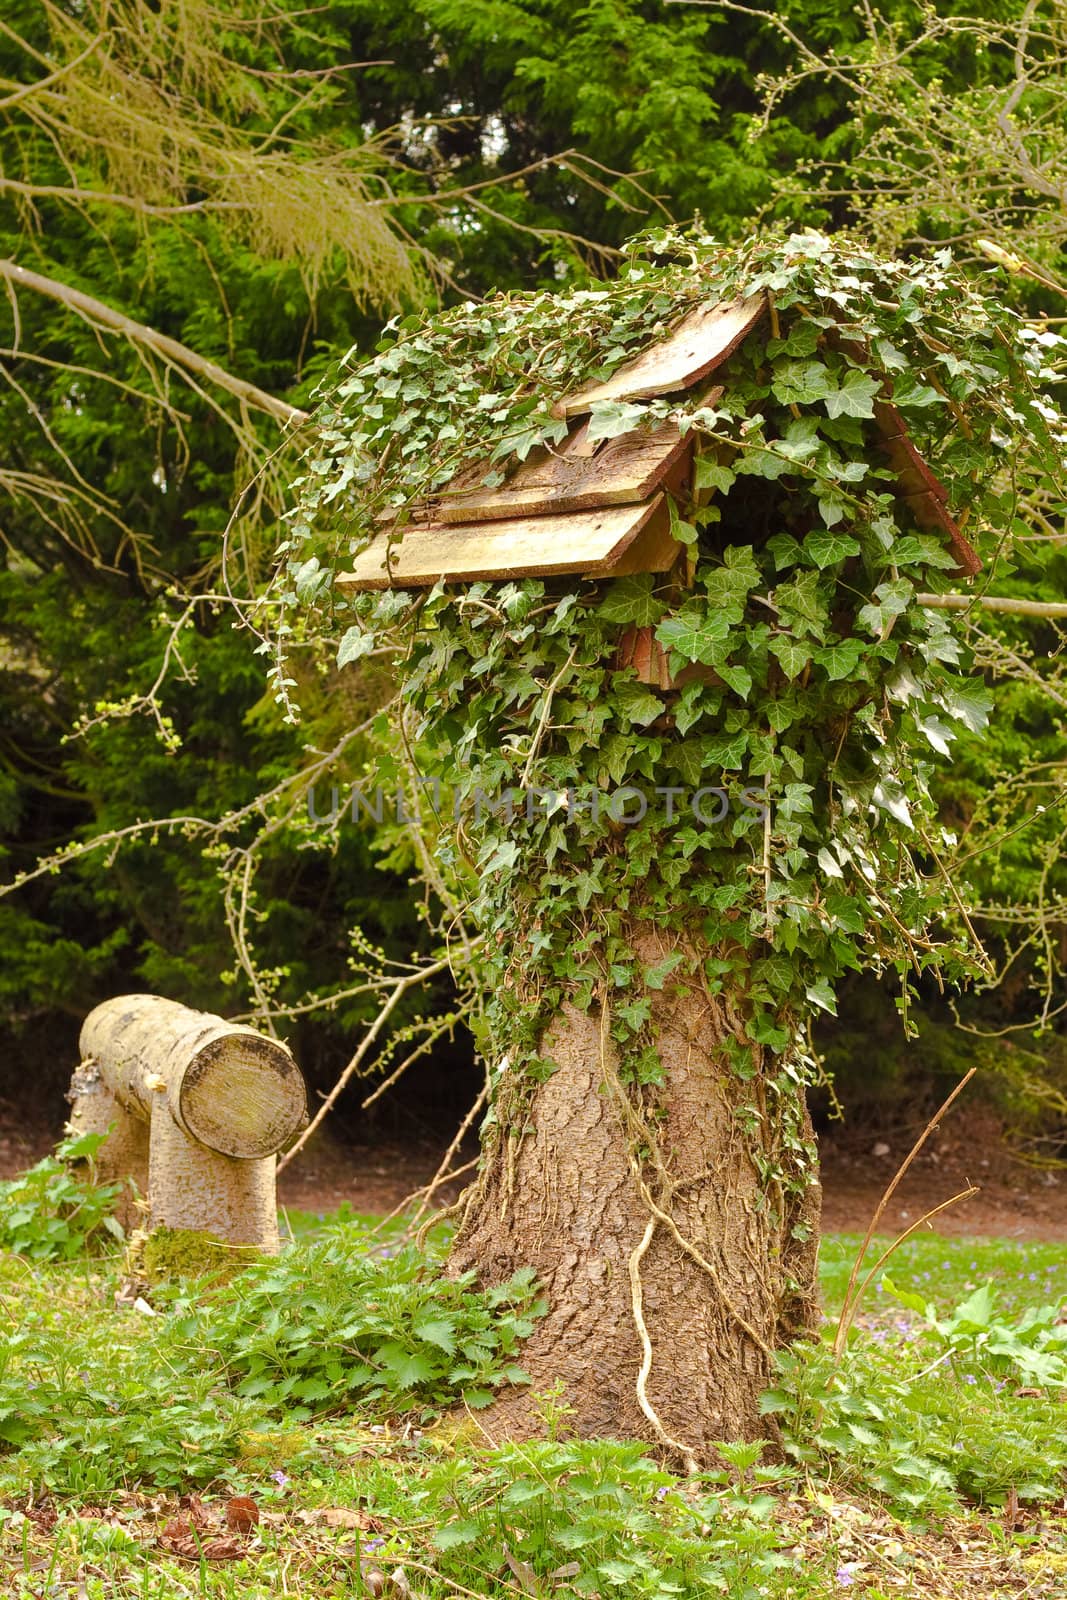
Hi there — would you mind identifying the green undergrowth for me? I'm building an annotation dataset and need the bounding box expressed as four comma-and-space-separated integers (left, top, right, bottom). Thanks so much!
2, 1207, 1067, 1596
0, 1131, 124, 1261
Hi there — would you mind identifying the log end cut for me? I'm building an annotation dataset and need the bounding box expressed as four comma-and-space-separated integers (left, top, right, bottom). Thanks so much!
179, 1031, 307, 1159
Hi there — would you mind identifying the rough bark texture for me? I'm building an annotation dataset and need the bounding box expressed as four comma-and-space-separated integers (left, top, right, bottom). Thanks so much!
65, 1058, 148, 1230
70, 994, 306, 1252
147, 1103, 280, 1249
451, 955, 820, 1464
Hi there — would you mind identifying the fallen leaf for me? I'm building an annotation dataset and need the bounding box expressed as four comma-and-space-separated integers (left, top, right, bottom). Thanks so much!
225, 1496, 260, 1534
322, 1507, 366, 1529
505, 1547, 538, 1593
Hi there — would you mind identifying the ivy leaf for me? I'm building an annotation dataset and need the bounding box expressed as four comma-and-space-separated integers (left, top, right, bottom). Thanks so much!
752, 953, 796, 992
916, 715, 957, 757
694, 457, 736, 494
858, 578, 914, 634
891, 373, 943, 408
668, 497, 699, 547
939, 681, 994, 735
674, 680, 707, 736
617, 998, 652, 1031
748, 1011, 791, 1050
482, 838, 520, 874
875, 337, 908, 372
769, 636, 810, 680
766, 320, 821, 359
872, 782, 914, 828
643, 952, 684, 990
771, 359, 835, 406
655, 609, 731, 664
717, 663, 752, 699
804, 531, 861, 569
613, 678, 664, 727
598, 574, 666, 626
817, 847, 843, 878
586, 399, 649, 442
814, 638, 864, 680
666, 740, 706, 786
805, 979, 838, 1015
701, 731, 749, 769
824, 368, 881, 419
766, 532, 802, 570
337, 626, 376, 668
894, 535, 959, 570
774, 571, 825, 636
724, 544, 763, 580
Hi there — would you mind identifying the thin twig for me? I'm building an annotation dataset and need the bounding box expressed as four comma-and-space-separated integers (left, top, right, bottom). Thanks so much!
833, 1068, 977, 1358
278, 953, 458, 1170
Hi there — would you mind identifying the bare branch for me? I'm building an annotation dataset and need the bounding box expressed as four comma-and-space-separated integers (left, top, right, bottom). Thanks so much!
0, 259, 308, 428
916, 592, 1067, 618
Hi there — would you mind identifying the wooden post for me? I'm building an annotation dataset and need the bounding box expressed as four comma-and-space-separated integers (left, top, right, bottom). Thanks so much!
69, 995, 307, 1252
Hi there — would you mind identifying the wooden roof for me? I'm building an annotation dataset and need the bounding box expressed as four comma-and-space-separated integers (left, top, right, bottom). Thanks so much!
554, 293, 765, 417
336, 292, 979, 592
340, 496, 679, 590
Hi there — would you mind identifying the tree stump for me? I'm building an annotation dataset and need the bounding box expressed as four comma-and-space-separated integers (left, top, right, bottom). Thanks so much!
67, 995, 306, 1252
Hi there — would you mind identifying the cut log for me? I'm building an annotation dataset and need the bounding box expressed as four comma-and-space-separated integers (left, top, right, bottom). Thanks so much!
71, 995, 307, 1253
79, 994, 306, 1159
66, 1056, 148, 1231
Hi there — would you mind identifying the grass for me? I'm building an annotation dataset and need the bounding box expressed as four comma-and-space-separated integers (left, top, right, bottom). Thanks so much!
2, 1217, 1066, 1598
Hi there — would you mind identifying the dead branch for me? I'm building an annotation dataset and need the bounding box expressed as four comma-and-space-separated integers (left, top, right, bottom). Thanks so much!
0, 259, 308, 428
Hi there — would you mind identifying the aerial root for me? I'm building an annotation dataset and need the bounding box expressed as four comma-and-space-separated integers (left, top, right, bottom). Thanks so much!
628, 1216, 700, 1476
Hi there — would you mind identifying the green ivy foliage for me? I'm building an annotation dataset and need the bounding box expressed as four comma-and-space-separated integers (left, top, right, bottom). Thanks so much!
287, 230, 1067, 1099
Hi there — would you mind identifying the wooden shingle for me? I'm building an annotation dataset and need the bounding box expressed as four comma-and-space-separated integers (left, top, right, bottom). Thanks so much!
336, 494, 681, 592
431, 415, 691, 525
554, 293, 765, 417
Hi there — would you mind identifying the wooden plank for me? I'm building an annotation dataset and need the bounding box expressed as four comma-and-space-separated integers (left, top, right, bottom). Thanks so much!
874, 401, 981, 576
555, 293, 766, 417
431, 418, 691, 524
336, 495, 680, 591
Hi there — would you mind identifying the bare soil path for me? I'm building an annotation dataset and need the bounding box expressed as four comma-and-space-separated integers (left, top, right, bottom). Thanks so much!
4, 1098, 1065, 1240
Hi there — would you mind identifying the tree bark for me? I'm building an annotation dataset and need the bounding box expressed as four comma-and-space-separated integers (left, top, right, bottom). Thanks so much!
450, 946, 820, 1464
71, 994, 307, 1251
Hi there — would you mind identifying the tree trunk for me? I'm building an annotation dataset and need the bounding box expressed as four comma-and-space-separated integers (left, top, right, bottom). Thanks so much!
450, 949, 820, 1465
71, 994, 306, 1251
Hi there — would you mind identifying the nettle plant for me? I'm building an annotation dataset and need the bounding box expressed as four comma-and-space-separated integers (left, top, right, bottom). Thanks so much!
281, 230, 1066, 1461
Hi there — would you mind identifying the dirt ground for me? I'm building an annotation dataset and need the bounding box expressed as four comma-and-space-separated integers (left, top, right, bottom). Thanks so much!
271, 1103, 1067, 1241
4, 1097, 1065, 1241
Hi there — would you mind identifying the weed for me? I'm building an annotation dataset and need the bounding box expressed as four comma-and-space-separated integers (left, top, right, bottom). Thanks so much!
0, 1131, 123, 1261
189, 1223, 545, 1421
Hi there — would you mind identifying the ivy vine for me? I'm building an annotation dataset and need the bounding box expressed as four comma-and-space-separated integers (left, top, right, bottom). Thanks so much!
280, 228, 1067, 1145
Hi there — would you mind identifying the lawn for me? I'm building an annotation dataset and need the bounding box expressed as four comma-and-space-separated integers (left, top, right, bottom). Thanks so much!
2, 1210, 1066, 1599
